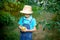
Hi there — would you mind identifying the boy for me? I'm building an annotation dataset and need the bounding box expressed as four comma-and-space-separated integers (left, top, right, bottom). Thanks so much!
18, 5, 36, 40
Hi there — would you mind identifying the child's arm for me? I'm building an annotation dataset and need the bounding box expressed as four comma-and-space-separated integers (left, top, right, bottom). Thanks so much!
26, 26, 36, 32
22, 26, 36, 32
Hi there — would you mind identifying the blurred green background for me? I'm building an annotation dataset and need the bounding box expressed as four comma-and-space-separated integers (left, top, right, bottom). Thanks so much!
0, 0, 60, 40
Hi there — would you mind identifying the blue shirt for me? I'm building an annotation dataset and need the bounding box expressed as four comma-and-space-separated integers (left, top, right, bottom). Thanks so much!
18, 16, 36, 30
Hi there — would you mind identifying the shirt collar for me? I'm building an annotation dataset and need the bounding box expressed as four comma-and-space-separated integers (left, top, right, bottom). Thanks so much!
23, 15, 32, 21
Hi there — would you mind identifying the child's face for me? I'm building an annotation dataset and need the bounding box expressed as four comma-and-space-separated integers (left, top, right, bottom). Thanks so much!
24, 14, 31, 18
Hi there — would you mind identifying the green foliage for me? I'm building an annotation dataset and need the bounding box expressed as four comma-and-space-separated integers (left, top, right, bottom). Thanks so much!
0, 11, 16, 27
3, 2, 21, 11
0, 0, 24, 18
0, 0, 60, 40
0, 11, 19, 40
39, 12, 60, 40
0, 25, 19, 40
0, 0, 23, 12
46, 0, 60, 12
1, 27, 19, 40
20, 0, 37, 5
0, 0, 4, 9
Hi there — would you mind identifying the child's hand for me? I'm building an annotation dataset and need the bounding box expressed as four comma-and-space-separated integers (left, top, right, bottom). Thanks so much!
19, 26, 26, 30
21, 28, 28, 32
21, 27, 26, 30
19, 26, 22, 29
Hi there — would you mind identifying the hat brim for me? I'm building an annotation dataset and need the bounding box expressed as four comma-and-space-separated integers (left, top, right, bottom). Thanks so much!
20, 11, 33, 14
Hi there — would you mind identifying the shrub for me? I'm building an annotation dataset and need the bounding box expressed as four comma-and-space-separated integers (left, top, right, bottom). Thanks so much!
0, 11, 16, 27
0, 11, 19, 40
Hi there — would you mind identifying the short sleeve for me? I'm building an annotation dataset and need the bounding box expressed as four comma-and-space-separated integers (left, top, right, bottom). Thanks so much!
18, 17, 23, 26
31, 18, 36, 28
